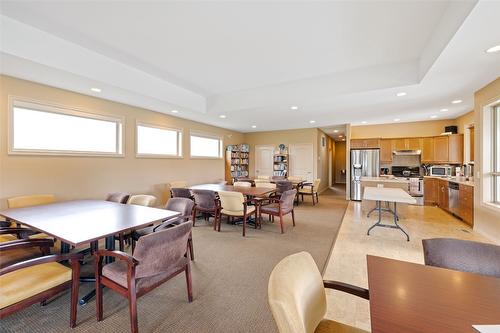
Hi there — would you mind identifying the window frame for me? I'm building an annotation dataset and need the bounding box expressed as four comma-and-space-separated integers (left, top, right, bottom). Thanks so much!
8, 97, 124, 157
492, 105, 500, 205
481, 99, 500, 212
135, 121, 183, 159
189, 130, 224, 159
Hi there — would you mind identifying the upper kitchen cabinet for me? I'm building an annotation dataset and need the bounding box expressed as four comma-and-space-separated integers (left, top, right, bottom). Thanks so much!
421, 137, 434, 163
380, 139, 393, 163
433, 136, 449, 163
407, 138, 422, 150
350, 138, 380, 149
392, 138, 406, 150
448, 134, 464, 164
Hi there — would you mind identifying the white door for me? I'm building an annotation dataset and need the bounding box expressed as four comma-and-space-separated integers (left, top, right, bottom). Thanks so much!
290, 143, 314, 181
255, 145, 274, 178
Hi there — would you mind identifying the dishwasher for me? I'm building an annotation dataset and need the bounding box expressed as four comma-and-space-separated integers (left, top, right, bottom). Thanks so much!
448, 181, 460, 216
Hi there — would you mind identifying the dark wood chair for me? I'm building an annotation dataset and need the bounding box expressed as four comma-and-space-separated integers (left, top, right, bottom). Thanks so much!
0, 238, 82, 328
106, 192, 131, 251
268, 251, 369, 333
131, 198, 196, 260
0, 228, 49, 268
191, 189, 220, 229
259, 189, 297, 234
422, 238, 500, 278
95, 221, 193, 333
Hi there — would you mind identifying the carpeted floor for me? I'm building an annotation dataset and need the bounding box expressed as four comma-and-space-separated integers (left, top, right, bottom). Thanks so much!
2, 189, 348, 333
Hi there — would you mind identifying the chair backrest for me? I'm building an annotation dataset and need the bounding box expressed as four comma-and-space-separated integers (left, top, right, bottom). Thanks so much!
169, 181, 187, 189
133, 221, 192, 279
253, 179, 268, 184
7, 194, 56, 209
192, 189, 217, 210
276, 181, 293, 194
255, 182, 276, 189
258, 175, 270, 180
280, 189, 297, 212
218, 191, 245, 211
312, 179, 321, 189
268, 252, 326, 333
106, 192, 130, 204
287, 176, 303, 182
422, 238, 500, 278
127, 195, 157, 207
165, 198, 195, 220
234, 181, 251, 187
171, 188, 192, 199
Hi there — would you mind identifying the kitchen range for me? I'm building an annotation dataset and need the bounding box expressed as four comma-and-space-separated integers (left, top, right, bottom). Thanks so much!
391, 166, 424, 197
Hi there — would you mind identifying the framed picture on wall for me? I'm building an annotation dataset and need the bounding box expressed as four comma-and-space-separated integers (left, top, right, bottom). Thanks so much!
321, 136, 326, 147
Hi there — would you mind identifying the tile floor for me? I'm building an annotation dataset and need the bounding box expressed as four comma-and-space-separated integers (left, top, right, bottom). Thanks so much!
322, 201, 491, 332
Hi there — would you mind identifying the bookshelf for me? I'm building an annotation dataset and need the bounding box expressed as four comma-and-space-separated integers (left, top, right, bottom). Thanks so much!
273, 153, 288, 177
225, 144, 250, 184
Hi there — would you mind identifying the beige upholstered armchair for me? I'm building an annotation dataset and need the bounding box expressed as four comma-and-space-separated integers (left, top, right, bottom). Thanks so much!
298, 179, 321, 205
218, 191, 257, 236
268, 252, 369, 333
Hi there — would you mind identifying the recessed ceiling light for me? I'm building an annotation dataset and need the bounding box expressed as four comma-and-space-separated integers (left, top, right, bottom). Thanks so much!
396, 92, 407, 97
333, 130, 339, 133
361, 121, 368, 124
309, 120, 316, 124
486, 45, 500, 53
430, 115, 438, 119
251, 125, 257, 128
394, 118, 400, 122
171, 110, 179, 113
219, 115, 226, 119
339, 135, 343, 138
90, 87, 101, 93
440, 108, 448, 112
342, 139, 346, 141
290, 106, 299, 110
451, 99, 462, 104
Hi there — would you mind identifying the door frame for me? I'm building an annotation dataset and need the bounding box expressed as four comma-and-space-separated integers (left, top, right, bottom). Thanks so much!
254, 144, 275, 178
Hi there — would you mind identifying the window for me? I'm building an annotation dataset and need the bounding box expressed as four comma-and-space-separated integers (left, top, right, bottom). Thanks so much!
10, 100, 123, 156
493, 105, 500, 204
190, 132, 223, 158
136, 123, 182, 157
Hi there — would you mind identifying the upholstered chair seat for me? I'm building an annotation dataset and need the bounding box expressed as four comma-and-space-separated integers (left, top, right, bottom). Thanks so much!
218, 191, 257, 236
314, 319, 368, 333
260, 189, 297, 233
298, 179, 321, 205
221, 205, 256, 216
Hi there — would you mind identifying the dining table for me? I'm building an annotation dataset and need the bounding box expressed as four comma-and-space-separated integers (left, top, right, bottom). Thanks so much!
0, 199, 180, 305
367, 255, 500, 333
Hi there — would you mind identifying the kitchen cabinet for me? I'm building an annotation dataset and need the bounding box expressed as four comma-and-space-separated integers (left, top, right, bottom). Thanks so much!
437, 179, 449, 211
424, 178, 438, 205
433, 136, 449, 163
459, 184, 474, 226
407, 138, 422, 150
422, 137, 434, 163
350, 138, 380, 149
448, 134, 464, 164
392, 138, 406, 150
380, 139, 393, 163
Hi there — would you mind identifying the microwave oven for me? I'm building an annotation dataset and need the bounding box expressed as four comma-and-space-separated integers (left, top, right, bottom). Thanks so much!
429, 165, 453, 177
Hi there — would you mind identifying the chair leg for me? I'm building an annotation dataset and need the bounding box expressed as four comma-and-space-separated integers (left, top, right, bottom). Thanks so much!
128, 290, 138, 333
188, 234, 194, 261
119, 233, 125, 252
242, 214, 247, 237
185, 262, 193, 302
316, 192, 319, 203
193, 209, 197, 227
291, 209, 296, 226
131, 239, 136, 253
279, 214, 284, 234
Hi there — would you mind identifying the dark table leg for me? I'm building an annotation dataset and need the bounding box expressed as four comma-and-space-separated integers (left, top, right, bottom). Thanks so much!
79, 239, 111, 306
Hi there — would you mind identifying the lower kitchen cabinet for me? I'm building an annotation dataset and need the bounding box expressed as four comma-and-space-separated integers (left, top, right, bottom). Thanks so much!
437, 179, 449, 211
459, 184, 474, 226
424, 178, 438, 205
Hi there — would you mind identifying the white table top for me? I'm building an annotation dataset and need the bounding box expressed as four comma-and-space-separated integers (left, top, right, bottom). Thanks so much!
363, 186, 417, 204
0, 200, 179, 246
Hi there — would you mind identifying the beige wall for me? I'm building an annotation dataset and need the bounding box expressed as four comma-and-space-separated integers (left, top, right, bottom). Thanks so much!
351, 119, 460, 138
244, 127, 318, 179
474, 77, 500, 244
0, 75, 244, 208
455, 111, 475, 133
334, 141, 347, 184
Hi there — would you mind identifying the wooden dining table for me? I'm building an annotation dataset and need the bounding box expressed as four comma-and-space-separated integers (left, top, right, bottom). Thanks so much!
367, 255, 500, 333
189, 183, 276, 197
0, 200, 180, 305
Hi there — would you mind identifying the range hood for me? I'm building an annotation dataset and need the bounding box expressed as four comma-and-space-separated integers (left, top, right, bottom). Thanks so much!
393, 149, 422, 156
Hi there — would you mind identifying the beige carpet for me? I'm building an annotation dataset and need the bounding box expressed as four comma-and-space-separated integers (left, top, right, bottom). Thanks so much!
2, 189, 348, 333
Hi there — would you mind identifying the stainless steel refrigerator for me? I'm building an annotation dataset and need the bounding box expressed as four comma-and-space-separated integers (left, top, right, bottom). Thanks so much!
350, 148, 380, 201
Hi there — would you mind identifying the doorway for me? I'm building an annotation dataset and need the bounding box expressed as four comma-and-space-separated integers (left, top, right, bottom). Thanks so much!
289, 143, 314, 181
255, 145, 274, 178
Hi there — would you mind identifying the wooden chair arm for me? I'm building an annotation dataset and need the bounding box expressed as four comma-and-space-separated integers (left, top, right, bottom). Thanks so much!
0, 238, 54, 252
0, 227, 40, 238
95, 249, 139, 266
0, 252, 83, 276
323, 280, 369, 300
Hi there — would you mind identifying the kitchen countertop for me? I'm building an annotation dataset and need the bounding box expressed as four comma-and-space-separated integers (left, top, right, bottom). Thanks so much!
361, 176, 410, 183
424, 176, 474, 187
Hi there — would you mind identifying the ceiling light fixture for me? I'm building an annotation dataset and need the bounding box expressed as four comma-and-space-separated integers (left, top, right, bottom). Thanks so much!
440, 108, 449, 112
396, 92, 407, 97
309, 120, 316, 124
251, 125, 257, 128
90, 87, 101, 93
333, 130, 339, 133
486, 45, 500, 53
342, 139, 346, 141
219, 115, 226, 119
451, 99, 462, 104
339, 135, 343, 138
361, 121, 368, 124
430, 115, 438, 119
394, 118, 400, 122
290, 106, 299, 110
171, 110, 179, 113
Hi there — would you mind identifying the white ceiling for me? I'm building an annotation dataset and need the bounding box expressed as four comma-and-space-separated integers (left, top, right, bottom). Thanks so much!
1, 1, 499, 133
